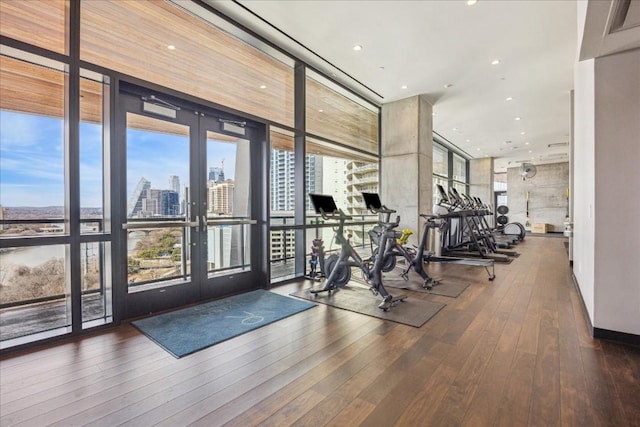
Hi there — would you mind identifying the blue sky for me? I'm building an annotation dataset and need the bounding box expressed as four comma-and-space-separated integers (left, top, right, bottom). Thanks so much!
0, 110, 237, 208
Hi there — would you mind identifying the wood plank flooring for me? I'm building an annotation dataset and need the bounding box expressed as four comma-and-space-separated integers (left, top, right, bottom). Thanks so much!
1, 236, 639, 426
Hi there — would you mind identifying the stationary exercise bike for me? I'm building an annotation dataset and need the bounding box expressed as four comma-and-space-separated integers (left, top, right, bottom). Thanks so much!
363, 192, 441, 290
308, 193, 407, 311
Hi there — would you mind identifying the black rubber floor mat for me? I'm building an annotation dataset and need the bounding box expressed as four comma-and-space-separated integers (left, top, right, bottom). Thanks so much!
290, 285, 445, 328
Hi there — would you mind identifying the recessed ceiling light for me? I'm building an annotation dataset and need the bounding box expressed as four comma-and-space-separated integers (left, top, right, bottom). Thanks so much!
259, 85, 267, 89
401, 85, 408, 89
444, 83, 453, 88
167, 45, 176, 50
452, 127, 458, 131
491, 59, 500, 65
525, 141, 530, 145
432, 112, 436, 116
477, 148, 481, 151
467, 0, 478, 5
515, 117, 521, 121
521, 131, 526, 135
529, 150, 533, 153
506, 97, 513, 101
466, 139, 470, 142
319, 109, 324, 113
353, 44, 363, 51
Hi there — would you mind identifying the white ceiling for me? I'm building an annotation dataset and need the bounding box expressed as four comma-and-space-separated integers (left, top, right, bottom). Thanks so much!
206, 0, 580, 171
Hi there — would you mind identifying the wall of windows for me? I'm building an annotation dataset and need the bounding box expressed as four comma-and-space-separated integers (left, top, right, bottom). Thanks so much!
2, 0, 380, 347
0, 40, 113, 345
269, 72, 380, 282
452, 153, 468, 195
269, 127, 296, 280
432, 141, 469, 206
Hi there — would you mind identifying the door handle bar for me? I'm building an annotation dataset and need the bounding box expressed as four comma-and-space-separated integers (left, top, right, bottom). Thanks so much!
205, 219, 258, 226
122, 221, 199, 230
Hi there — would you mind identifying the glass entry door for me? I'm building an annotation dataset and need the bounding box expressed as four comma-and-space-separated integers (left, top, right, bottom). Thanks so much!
118, 85, 263, 319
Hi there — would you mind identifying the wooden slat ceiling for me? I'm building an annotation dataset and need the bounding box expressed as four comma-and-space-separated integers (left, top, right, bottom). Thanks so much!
307, 137, 377, 163
0, 0, 66, 55
306, 77, 378, 155
80, 0, 295, 129
0, 0, 379, 155
0, 56, 64, 119
0, 57, 179, 136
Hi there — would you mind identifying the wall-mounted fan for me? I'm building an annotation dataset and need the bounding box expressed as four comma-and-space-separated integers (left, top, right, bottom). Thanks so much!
520, 163, 537, 181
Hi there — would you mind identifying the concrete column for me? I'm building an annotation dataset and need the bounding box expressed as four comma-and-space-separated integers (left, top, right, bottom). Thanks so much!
469, 157, 494, 226
381, 95, 433, 245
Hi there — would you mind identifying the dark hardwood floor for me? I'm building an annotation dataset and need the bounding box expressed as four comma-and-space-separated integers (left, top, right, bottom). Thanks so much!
1, 236, 639, 426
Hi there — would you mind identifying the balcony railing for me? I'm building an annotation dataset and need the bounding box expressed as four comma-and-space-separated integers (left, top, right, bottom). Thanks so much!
269, 213, 378, 282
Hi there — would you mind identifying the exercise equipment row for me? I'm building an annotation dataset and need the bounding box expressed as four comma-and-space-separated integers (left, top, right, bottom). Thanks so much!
306, 192, 497, 312
433, 185, 523, 262
308, 193, 407, 311
363, 192, 495, 282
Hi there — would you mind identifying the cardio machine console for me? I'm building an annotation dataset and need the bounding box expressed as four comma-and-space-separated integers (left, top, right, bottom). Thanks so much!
361, 192, 396, 215
309, 193, 338, 214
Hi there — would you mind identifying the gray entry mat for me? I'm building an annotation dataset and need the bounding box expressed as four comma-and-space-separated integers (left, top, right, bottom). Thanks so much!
290, 285, 445, 328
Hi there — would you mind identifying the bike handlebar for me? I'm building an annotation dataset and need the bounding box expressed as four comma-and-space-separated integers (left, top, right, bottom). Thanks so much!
319, 208, 352, 221
369, 205, 396, 215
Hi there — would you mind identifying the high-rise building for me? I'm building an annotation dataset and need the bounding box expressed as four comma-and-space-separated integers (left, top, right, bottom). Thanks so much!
168, 175, 180, 194
269, 149, 321, 213
267, 150, 377, 260
127, 177, 151, 218
306, 155, 321, 210
208, 180, 234, 215
160, 190, 180, 216
128, 178, 180, 217
208, 167, 225, 183
269, 151, 322, 263
141, 189, 161, 217
270, 150, 295, 211
346, 160, 379, 215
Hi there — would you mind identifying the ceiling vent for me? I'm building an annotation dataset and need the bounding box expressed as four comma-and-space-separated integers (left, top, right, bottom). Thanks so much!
547, 142, 569, 148
609, 0, 640, 34
609, 0, 640, 33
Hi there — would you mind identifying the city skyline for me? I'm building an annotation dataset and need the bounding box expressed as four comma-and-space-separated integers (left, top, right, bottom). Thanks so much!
0, 110, 237, 208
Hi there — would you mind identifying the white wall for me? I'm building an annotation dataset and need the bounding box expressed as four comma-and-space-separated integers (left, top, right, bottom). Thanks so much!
573, 58, 596, 323
507, 162, 570, 232
593, 48, 640, 335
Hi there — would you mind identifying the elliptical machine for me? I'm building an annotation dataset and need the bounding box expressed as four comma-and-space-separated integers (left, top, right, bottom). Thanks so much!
362, 192, 440, 290
308, 193, 407, 311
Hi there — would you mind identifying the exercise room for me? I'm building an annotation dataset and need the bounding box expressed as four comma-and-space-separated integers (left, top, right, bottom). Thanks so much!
1, 0, 638, 425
